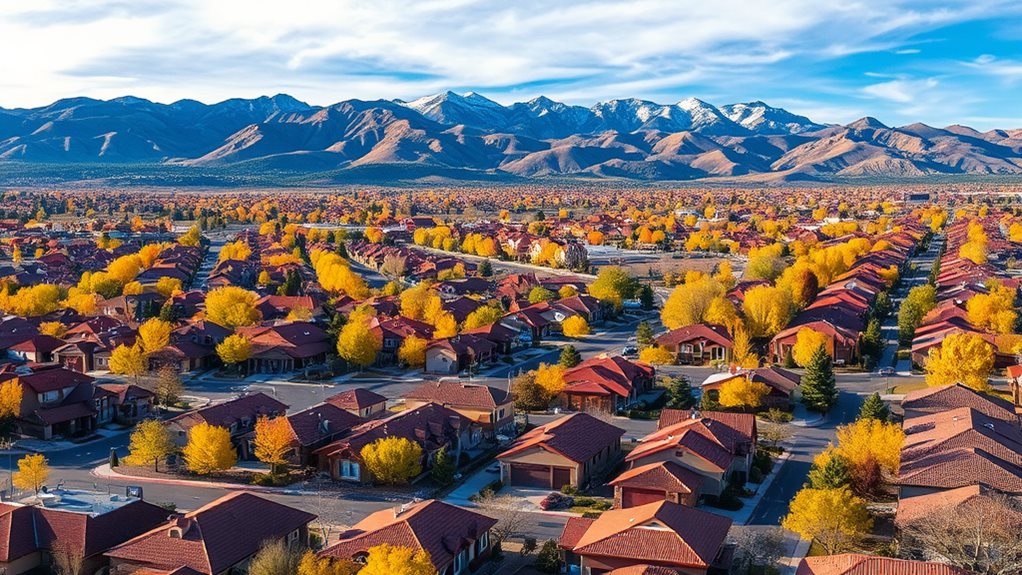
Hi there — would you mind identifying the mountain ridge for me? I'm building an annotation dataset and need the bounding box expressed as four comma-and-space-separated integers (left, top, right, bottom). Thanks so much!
1, 92, 1021, 182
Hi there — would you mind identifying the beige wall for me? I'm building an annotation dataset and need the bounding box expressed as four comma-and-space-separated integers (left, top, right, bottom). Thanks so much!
629, 449, 726, 496
0, 552, 42, 575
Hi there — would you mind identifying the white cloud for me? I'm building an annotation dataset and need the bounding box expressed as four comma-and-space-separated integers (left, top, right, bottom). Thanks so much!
862, 78, 939, 103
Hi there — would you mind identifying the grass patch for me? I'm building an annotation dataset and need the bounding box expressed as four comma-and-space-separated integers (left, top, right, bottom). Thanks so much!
888, 380, 928, 394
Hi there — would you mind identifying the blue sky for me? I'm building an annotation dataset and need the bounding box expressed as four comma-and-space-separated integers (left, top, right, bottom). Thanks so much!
2, 0, 1022, 129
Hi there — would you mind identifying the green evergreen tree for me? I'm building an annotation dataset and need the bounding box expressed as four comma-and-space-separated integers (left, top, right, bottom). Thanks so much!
430, 446, 456, 486
559, 344, 581, 368
665, 375, 695, 409
807, 453, 851, 489
858, 392, 890, 422
783, 347, 796, 368
635, 321, 654, 348
478, 259, 493, 277
638, 284, 655, 310
801, 345, 838, 412
860, 318, 883, 358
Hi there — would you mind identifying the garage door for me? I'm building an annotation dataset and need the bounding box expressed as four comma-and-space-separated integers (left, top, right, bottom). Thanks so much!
621, 488, 664, 508
510, 463, 550, 488
552, 467, 572, 490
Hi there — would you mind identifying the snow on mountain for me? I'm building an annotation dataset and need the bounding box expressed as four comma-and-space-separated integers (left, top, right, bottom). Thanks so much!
721, 101, 825, 134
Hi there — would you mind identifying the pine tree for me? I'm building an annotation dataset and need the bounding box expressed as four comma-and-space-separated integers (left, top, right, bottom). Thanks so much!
858, 392, 889, 422
665, 375, 695, 409
807, 453, 852, 489
430, 446, 456, 486
635, 321, 654, 348
801, 345, 838, 412
559, 345, 581, 368
783, 347, 796, 368
860, 318, 883, 358
478, 259, 493, 277
638, 284, 655, 310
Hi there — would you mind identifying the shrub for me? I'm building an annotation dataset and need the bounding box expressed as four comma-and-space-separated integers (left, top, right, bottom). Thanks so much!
574, 496, 595, 507
749, 467, 764, 484
761, 408, 793, 423
251, 473, 275, 486
754, 451, 774, 475
560, 484, 578, 495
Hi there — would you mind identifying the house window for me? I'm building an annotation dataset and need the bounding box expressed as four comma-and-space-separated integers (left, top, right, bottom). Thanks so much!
40, 391, 58, 403
681, 344, 693, 353
286, 529, 300, 547
454, 549, 468, 575
339, 460, 360, 480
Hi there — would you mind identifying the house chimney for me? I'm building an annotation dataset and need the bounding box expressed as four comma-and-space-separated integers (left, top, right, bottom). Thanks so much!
689, 407, 700, 420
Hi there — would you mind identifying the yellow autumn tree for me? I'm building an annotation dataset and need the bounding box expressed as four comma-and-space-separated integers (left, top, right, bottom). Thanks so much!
218, 240, 253, 263
12, 454, 49, 494
361, 545, 433, 575
204, 286, 261, 328
183, 422, 237, 475
337, 317, 381, 368
432, 312, 459, 339
966, 283, 1017, 335
782, 487, 872, 554
731, 322, 759, 368
155, 276, 183, 298
126, 419, 176, 471
661, 278, 722, 330
534, 363, 566, 397
639, 346, 675, 365
397, 336, 428, 368
254, 416, 293, 475
742, 285, 793, 338
464, 306, 503, 329
109, 344, 147, 382
38, 321, 67, 338
562, 316, 591, 338
107, 254, 143, 285
0, 379, 22, 422
703, 296, 738, 330
360, 437, 423, 485
925, 332, 994, 391
833, 418, 904, 487
138, 318, 173, 354
138, 243, 167, 269
216, 334, 252, 368
718, 377, 770, 411
792, 328, 831, 367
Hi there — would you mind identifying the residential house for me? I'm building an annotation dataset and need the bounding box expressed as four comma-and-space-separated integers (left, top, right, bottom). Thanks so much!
769, 319, 861, 366
320, 499, 497, 575
498, 413, 624, 490
235, 322, 332, 374
558, 500, 733, 575
403, 381, 515, 439
901, 383, 1019, 424
325, 388, 388, 419
560, 355, 656, 413
95, 383, 155, 425
654, 324, 733, 365
314, 403, 477, 484
424, 334, 497, 375
7, 335, 64, 363
795, 555, 971, 575
700, 366, 800, 411
245, 402, 362, 467
106, 492, 316, 575
165, 392, 288, 457
0, 490, 169, 575
626, 411, 757, 499
609, 460, 704, 508
9, 366, 97, 439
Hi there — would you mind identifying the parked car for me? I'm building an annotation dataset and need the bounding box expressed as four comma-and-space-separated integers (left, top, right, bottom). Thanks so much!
622, 345, 639, 358
876, 367, 895, 376
539, 492, 574, 510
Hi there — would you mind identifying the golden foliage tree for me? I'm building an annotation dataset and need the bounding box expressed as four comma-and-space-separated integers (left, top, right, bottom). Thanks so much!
781, 487, 872, 554
13, 454, 49, 493
966, 283, 1017, 335
38, 321, 67, 338
107, 254, 143, 285
138, 318, 174, 354
155, 277, 183, 298
109, 344, 147, 382
204, 286, 261, 328
432, 312, 459, 339
211, 339, 249, 375
731, 322, 759, 368
660, 278, 722, 330
299, 551, 359, 575
0, 379, 21, 420
925, 332, 994, 391
126, 419, 176, 471
718, 377, 770, 411
183, 422, 237, 475
361, 545, 434, 575
742, 285, 793, 338
311, 250, 369, 299
639, 346, 675, 365
792, 328, 830, 367
254, 416, 293, 475
218, 240, 253, 263
360, 437, 423, 485
561, 316, 591, 338
464, 306, 503, 329
397, 335, 428, 368
703, 296, 738, 330
534, 363, 567, 397
831, 418, 904, 492
63, 288, 99, 315
0, 284, 63, 317
337, 317, 381, 368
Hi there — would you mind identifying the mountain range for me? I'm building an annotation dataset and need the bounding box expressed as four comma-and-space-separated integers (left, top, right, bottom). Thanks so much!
2, 91, 1022, 182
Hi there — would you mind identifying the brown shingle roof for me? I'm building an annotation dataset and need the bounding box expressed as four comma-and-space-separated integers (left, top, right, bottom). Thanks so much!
498, 413, 624, 464
403, 381, 511, 409
796, 554, 972, 575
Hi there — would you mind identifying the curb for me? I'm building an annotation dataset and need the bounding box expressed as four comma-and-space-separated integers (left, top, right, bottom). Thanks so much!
739, 450, 792, 525
91, 464, 280, 492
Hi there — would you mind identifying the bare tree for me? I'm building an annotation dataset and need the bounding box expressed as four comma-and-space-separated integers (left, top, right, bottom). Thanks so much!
900, 492, 1022, 575
51, 539, 85, 575
728, 526, 787, 574
758, 422, 792, 452
476, 491, 529, 544
247, 539, 303, 575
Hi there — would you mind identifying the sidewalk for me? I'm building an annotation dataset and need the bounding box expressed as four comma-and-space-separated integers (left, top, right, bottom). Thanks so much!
712, 451, 792, 525
790, 403, 826, 428
14, 426, 133, 453
92, 463, 280, 492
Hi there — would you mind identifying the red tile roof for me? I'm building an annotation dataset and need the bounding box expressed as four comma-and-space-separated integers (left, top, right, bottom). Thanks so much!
901, 384, 1019, 424
608, 461, 704, 495
326, 388, 387, 411
320, 499, 496, 571
796, 554, 971, 575
558, 500, 731, 569
403, 381, 511, 410
498, 413, 624, 464
106, 492, 315, 575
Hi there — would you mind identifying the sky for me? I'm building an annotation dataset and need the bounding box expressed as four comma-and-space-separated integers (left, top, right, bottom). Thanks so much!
2, 0, 1022, 129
